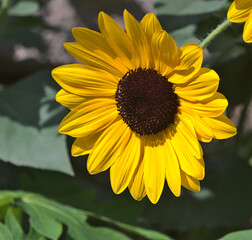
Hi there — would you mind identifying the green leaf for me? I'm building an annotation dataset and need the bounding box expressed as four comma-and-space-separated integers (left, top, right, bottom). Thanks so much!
22, 204, 62, 240
133, 228, 173, 240
18, 193, 132, 240
0, 191, 173, 240
0, 196, 12, 208
16, 193, 94, 240
24, 228, 46, 240
5, 208, 24, 240
8, 1, 40, 17
88, 227, 132, 240
0, 191, 26, 206
0, 70, 73, 175
102, 220, 173, 240
155, 0, 226, 16
155, 0, 226, 32
0, 222, 13, 240
12, 195, 64, 240
218, 229, 252, 240
19, 169, 145, 228
170, 25, 198, 47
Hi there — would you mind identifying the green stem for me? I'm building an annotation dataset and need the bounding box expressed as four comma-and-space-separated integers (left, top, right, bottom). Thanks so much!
0, 0, 11, 33
200, 19, 232, 48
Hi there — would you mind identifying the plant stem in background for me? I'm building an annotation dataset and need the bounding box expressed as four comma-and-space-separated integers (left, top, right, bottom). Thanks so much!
200, 19, 232, 48
0, 0, 11, 36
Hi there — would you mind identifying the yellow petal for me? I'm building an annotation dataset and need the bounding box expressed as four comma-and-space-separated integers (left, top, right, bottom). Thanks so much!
140, 13, 163, 41
72, 27, 116, 57
179, 113, 204, 158
87, 120, 131, 174
243, 11, 252, 43
182, 108, 213, 142
59, 98, 118, 138
71, 131, 103, 156
151, 30, 179, 75
98, 11, 138, 66
52, 64, 117, 97
64, 42, 127, 78
227, 1, 251, 22
110, 132, 142, 194
180, 170, 200, 193
180, 92, 228, 117
56, 89, 85, 110
123, 10, 151, 68
169, 43, 203, 84
128, 156, 146, 201
175, 68, 220, 102
202, 114, 237, 139
143, 136, 166, 204
164, 139, 181, 197
170, 117, 205, 180
235, 0, 252, 10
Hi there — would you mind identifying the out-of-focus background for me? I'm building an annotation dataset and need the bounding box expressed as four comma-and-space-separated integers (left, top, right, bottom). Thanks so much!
0, 0, 155, 80
0, 0, 251, 240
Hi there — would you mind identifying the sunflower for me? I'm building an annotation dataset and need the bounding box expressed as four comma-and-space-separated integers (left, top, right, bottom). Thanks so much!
227, 0, 252, 43
52, 10, 237, 204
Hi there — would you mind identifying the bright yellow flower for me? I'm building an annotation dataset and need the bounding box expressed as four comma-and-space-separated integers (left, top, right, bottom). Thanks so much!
52, 10, 237, 204
227, 0, 252, 43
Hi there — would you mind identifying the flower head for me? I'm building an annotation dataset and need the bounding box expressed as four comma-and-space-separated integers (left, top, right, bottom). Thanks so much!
227, 0, 252, 43
52, 10, 237, 204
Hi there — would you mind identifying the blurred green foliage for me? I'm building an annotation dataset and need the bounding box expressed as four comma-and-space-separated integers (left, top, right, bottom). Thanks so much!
219, 229, 252, 240
0, 191, 173, 239
0, 0, 251, 239
0, 70, 73, 174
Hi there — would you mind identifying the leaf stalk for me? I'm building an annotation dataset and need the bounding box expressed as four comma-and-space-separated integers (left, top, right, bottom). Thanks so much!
200, 19, 232, 48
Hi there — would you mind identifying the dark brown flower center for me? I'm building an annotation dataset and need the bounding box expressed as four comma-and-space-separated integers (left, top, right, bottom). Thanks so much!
115, 67, 179, 136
